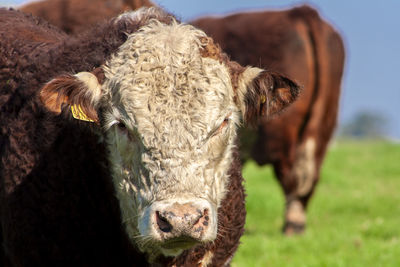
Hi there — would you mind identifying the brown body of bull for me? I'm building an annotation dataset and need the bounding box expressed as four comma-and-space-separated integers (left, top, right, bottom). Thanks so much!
0, 8, 245, 266
193, 6, 345, 234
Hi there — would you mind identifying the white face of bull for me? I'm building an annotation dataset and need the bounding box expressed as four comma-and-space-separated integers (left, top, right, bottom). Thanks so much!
39, 11, 299, 260
101, 21, 239, 256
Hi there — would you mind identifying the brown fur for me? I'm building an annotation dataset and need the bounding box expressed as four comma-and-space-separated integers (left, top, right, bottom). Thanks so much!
245, 71, 301, 124
192, 5, 345, 234
199, 37, 226, 63
0, 8, 248, 266
20, 0, 155, 34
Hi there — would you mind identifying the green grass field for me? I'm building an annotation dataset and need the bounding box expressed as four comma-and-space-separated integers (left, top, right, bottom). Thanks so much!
232, 140, 400, 267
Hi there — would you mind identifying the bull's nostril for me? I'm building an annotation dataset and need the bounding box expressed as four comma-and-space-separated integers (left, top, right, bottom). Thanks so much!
156, 211, 173, 233
192, 208, 210, 229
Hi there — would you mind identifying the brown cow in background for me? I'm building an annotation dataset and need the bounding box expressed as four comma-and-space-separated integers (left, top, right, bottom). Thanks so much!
19, 0, 345, 234
193, 6, 345, 234
21, 0, 154, 34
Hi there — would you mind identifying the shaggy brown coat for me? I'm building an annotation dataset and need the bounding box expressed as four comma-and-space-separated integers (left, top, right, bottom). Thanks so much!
20, 0, 154, 34
192, 6, 345, 234
0, 9, 246, 266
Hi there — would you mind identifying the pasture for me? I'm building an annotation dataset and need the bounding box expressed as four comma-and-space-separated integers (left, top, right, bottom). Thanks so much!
232, 140, 400, 266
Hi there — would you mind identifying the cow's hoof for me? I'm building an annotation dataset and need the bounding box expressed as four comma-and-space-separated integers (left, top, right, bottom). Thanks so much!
283, 199, 306, 235
283, 221, 305, 235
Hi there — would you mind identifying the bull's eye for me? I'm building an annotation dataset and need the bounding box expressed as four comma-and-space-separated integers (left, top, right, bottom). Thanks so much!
218, 118, 230, 132
204, 113, 232, 143
115, 121, 137, 141
211, 116, 230, 138
116, 122, 130, 137
117, 122, 127, 131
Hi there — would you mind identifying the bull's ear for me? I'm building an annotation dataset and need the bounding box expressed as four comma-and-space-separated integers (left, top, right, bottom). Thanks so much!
236, 67, 300, 124
39, 71, 102, 123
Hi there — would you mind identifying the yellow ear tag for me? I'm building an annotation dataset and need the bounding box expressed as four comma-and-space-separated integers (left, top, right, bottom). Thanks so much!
260, 95, 266, 104
71, 105, 95, 122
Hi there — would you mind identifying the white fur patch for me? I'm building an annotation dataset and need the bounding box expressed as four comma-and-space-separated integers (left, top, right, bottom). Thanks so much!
74, 71, 102, 105
293, 138, 316, 196
285, 199, 305, 224
99, 19, 241, 257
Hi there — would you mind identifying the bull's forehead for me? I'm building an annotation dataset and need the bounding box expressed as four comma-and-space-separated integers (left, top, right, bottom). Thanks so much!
103, 21, 236, 150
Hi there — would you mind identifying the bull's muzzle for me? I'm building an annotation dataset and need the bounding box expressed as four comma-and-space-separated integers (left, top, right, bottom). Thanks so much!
155, 202, 209, 241
140, 199, 216, 256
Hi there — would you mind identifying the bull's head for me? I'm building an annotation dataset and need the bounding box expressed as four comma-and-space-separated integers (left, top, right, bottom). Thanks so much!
40, 10, 299, 259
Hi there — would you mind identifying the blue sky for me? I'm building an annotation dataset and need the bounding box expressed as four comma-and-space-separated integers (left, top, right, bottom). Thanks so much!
2, 0, 400, 138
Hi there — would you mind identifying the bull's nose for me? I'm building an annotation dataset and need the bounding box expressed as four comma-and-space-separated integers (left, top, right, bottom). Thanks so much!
154, 203, 210, 242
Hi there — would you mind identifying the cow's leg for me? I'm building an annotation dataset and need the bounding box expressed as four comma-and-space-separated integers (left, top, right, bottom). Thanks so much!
274, 137, 318, 235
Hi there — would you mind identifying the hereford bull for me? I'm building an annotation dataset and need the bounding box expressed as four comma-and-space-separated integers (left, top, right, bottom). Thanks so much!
192, 6, 345, 234
0, 7, 299, 266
